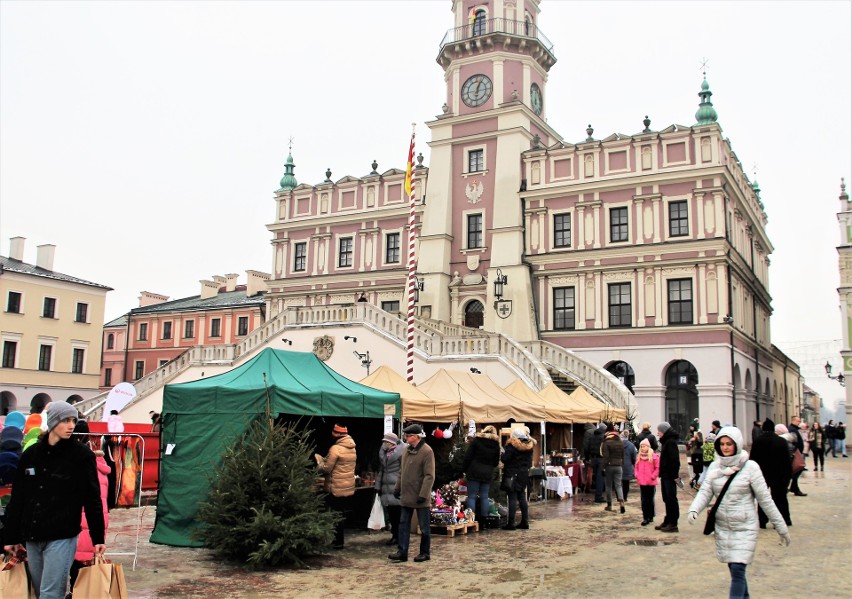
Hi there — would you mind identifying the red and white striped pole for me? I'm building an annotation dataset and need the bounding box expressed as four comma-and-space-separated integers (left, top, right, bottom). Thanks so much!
404, 123, 417, 383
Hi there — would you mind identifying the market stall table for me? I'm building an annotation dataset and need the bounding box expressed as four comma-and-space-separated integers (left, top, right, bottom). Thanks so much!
545, 476, 573, 499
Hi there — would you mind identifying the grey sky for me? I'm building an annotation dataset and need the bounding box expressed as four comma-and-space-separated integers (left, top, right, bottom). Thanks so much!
1, 1, 850, 408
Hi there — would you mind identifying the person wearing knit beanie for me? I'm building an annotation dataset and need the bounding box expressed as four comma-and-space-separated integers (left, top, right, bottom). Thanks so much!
750, 417, 793, 528
657, 422, 671, 434
2, 402, 106, 597
315, 423, 357, 549
656, 421, 680, 532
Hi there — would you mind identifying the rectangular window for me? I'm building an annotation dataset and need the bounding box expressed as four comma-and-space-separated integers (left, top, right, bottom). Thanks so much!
338, 237, 353, 268
554, 214, 571, 248
668, 278, 694, 324
184, 320, 195, 338
468, 149, 484, 172
385, 233, 400, 263
71, 348, 85, 374
294, 242, 307, 272
134, 360, 145, 380
381, 301, 400, 314
238, 316, 248, 336
210, 318, 221, 338
6, 292, 21, 313
467, 214, 483, 248
43, 297, 56, 318
75, 302, 88, 323
104, 367, 112, 387
138, 323, 148, 341
610, 207, 628, 242
159, 359, 169, 368
608, 283, 632, 328
38, 344, 52, 371
2, 341, 17, 368
553, 287, 576, 330
669, 200, 689, 237
162, 321, 172, 340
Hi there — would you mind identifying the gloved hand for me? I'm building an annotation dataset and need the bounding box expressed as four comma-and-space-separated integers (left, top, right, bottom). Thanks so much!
416, 496, 427, 505
687, 511, 698, 524
393, 489, 400, 499
780, 532, 792, 547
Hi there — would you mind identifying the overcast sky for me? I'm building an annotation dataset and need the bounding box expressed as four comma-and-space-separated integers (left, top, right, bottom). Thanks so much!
1, 1, 850, 411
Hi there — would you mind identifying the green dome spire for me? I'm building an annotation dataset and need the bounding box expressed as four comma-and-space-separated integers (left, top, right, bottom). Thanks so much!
278, 151, 298, 191
694, 77, 718, 125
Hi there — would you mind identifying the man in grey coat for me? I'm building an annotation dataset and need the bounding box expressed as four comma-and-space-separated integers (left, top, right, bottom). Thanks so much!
389, 423, 435, 563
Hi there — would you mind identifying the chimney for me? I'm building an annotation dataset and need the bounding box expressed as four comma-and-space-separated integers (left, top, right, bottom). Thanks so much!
212, 275, 227, 291
9, 237, 25, 261
200, 279, 220, 299
225, 273, 240, 292
36, 244, 56, 271
246, 270, 270, 297
138, 291, 170, 307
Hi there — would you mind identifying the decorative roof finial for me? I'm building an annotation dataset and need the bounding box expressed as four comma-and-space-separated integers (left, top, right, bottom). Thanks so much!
695, 59, 718, 125
642, 115, 651, 133
416, 152, 425, 169
370, 160, 378, 175
586, 124, 594, 141
278, 138, 298, 191
324, 168, 332, 183
841, 177, 849, 202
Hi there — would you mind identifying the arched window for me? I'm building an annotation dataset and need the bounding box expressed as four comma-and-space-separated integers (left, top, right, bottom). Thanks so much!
472, 9, 487, 36
464, 300, 485, 328
606, 361, 635, 393
524, 11, 533, 36
664, 360, 699, 439
107, 333, 115, 350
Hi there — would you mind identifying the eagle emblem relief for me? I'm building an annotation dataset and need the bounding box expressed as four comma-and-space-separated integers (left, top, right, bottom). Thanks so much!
465, 179, 484, 204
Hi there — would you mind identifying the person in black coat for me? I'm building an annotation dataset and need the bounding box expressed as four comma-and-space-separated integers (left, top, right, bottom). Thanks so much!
634, 422, 659, 452
463, 425, 501, 526
748, 418, 792, 527
3, 403, 105, 599
500, 427, 536, 530
656, 422, 681, 532
587, 424, 607, 503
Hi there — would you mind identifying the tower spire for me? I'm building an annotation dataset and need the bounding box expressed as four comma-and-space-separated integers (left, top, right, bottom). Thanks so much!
695, 59, 718, 125
278, 138, 298, 191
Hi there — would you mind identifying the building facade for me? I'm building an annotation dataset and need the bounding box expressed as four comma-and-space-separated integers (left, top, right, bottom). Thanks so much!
100, 272, 268, 389
264, 0, 794, 432
1, 237, 111, 413
835, 179, 852, 421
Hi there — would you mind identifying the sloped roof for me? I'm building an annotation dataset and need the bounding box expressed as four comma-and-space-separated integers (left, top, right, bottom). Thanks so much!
129, 289, 263, 315
0, 255, 112, 290
104, 314, 128, 328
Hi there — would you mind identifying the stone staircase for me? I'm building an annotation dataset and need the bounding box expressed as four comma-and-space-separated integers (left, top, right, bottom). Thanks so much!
77, 303, 632, 420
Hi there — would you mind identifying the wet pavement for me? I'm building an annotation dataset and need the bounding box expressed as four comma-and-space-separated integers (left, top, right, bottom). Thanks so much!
111, 457, 852, 598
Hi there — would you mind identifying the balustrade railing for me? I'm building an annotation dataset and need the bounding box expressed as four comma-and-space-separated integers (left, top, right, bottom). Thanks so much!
439, 17, 554, 55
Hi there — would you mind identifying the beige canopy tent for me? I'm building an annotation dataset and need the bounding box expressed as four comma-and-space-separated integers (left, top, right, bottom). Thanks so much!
504, 380, 576, 424
360, 365, 459, 421
417, 369, 545, 424
567, 385, 628, 422
537, 383, 601, 423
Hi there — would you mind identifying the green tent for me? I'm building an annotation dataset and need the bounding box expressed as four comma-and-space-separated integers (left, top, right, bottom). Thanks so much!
149, 347, 400, 547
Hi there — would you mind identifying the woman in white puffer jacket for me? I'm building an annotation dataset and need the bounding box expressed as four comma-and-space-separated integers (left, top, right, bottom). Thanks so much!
687, 426, 792, 599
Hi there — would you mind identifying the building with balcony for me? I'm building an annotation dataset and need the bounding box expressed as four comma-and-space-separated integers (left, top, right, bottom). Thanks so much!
263, 0, 797, 432
1, 237, 111, 414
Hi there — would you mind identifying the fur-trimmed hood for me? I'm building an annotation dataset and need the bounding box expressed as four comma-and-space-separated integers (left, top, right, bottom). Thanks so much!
506, 436, 536, 452
475, 429, 500, 442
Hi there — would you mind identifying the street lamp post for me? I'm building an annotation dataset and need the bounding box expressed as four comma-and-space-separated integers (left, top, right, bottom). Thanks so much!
825, 361, 846, 387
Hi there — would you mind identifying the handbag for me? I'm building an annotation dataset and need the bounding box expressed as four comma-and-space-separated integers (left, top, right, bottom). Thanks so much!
0, 554, 35, 599
367, 495, 385, 531
791, 449, 805, 474
72, 555, 129, 599
703, 469, 741, 535
500, 473, 515, 492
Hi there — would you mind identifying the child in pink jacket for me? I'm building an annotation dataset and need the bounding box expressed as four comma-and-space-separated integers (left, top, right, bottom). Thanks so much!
634, 438, 659, 526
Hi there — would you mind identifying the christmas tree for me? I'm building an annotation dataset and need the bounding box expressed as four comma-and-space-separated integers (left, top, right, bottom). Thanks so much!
194, 415, 339, 568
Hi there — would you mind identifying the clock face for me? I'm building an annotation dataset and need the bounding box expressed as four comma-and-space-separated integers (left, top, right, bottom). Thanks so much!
461, 74, 493, 107
530, 83, 543, 115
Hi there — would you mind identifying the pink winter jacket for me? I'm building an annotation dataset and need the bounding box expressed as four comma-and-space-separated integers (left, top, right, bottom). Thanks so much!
634, 453, 660, 486
75, 454, 110, 561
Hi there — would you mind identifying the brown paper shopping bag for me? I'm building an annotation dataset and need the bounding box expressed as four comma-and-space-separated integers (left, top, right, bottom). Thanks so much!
109, 561, 129, 599
0, 554, 35, 599
71, 555, 114, 599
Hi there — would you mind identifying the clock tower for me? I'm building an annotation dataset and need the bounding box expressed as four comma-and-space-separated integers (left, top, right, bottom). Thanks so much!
419, 0, 561, 338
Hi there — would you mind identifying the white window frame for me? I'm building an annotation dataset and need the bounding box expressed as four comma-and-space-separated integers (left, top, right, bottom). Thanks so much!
37, 336, 57, 371
462, 143, 488, 178
1, 332, 22, 369
383, 229, 403, 265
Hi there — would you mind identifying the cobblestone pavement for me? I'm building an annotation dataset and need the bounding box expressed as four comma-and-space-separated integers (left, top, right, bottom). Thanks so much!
111, 457, 851, 598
